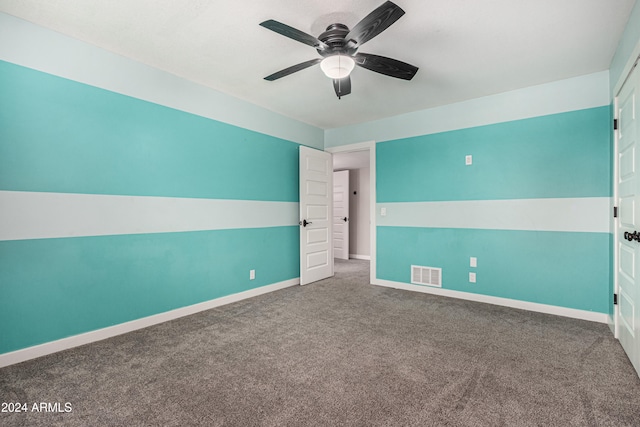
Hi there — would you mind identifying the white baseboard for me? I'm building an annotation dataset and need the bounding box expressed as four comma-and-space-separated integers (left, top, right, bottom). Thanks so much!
608, 314, 616, 336
0, 278, 300, 368
349, 254, 371, 260
373, 279, 608, 324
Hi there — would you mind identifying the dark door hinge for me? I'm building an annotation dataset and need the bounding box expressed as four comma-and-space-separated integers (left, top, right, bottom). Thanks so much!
614, 119, 619, 130
614, 206, 618, 218
614, 294, 618, 305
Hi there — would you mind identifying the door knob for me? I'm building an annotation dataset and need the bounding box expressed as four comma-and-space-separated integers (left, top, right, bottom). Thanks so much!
624, 231, 640, 242
299, 219, 313, 227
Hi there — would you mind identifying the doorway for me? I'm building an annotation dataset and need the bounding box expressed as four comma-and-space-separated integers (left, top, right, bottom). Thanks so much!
327, 141, 376, 284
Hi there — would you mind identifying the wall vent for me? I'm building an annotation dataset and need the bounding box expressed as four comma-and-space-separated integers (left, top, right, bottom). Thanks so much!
411, 265, 442, 287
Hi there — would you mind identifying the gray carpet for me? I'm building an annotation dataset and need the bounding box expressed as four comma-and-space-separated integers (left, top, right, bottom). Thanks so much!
1, 259, 640, 426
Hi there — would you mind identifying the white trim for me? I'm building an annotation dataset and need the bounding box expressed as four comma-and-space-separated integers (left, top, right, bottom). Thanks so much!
374, 278, 608, 324
0, 191, 298, 241
326, 141, 376, 285
377, 198, 610, 234
325, 141, 374, 153
608, 315, 616, 335
0, 278, 299, 368
370, 145, 376, 285
349, 254, 371, 260
613, 91, 621, 339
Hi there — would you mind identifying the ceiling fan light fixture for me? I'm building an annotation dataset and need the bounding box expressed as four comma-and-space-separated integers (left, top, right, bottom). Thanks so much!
320, 55, 355, 79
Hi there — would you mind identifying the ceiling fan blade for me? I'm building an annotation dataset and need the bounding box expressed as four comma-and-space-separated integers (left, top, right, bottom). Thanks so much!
260, 20, 328, 51
344, 1, 405, 47
354, 53, 418, 80
333, 76, 351, 99
264, 58, 322, 81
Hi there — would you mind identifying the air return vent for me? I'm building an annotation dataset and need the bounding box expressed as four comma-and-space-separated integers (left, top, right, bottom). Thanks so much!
411, 265, 442, 287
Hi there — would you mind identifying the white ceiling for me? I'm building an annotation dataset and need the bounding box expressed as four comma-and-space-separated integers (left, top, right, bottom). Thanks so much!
0, 0, 635, 129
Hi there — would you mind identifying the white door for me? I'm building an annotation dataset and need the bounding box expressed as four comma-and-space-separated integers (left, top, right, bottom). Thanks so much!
299, 146, 333, 285
616, 62, 640, 376
333, 170, 350, 260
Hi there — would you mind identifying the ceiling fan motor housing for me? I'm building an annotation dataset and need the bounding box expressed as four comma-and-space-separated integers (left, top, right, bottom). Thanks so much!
317, 24, 357, 56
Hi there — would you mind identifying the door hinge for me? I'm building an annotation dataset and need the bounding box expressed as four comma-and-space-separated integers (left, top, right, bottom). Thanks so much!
614, 293, 618, 305
614, 119, 618, 130
614, 206, 618, 218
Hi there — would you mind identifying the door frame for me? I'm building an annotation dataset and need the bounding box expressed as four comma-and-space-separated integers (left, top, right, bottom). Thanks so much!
613, 91, 620, 338
326, 141, 376, 284
332, 169, 350, 261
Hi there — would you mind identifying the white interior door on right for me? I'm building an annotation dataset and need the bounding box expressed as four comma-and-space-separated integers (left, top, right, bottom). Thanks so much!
333, 170, 349, 260
616, 62, 640, 377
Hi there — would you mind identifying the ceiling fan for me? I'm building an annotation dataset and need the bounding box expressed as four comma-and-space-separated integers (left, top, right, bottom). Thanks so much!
260, 1, 419, 99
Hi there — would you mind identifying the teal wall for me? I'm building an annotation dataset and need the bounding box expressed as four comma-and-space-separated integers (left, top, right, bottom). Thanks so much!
377, 227, 610, 313
376, 106, 612, 313
0, 227, 298, 353
0, 60, 301, 354
0, 61, 298, 201
377, 107, 611, 202
0, 62, 614, 355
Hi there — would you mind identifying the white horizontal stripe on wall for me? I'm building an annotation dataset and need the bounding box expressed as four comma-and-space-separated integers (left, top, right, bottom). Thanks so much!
0, 13, 323, 149
325, 72, 609, 147
0, 191, 298, 241
377, 197, 610, 233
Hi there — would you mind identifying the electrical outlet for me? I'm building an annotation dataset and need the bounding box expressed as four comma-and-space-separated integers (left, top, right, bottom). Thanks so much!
465, 155, 473, 165
381, 207, 387, 216
469, 272, 476, 283
470, 257, 477, 267
250, 269, 255, 280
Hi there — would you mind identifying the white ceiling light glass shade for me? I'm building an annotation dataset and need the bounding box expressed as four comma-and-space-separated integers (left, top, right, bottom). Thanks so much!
320, 55, 356, 79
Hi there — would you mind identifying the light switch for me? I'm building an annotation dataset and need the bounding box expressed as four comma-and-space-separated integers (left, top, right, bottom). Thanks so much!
381, 207, 387, 216
470, 257, 477, 267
